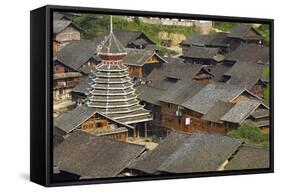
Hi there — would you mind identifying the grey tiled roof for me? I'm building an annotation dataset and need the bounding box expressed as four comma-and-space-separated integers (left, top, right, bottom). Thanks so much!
128, 131, 191, 174
54, 106, 134, 133
129, 131, 243, 174
123, 48, 167, 66
159, 80, 205, 105
145, 58, 203, 90
224, 144, 269, 170
182, 32, 230, 47
94, 29, 155, 48
224, 61, 266, 89
136, 85, 167, 106
53, 20, 82, 34
181, 83, 245, 114
202, 101, 235, 123
157, 132, 243, 173
226, 43, 269, 63
211, 63, 232, 82
72, 76, 92, 95
251, 109, 269, 119
54, 106, 97, 133
57, 40, 100, 71
220, 98, 266, 123
227, 24, 262, 40
54, 131, 146, 178
182, 46, 219, 59
53, 12, 71, 21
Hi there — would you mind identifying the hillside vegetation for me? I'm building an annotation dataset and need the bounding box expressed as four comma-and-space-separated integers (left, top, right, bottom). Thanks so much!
71, 14, 195, 44
227, 124, 269, 147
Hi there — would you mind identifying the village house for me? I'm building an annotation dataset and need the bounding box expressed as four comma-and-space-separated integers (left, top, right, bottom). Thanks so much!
223, 42, 269, 96
131, 58, 215, 137
71, 76, 92, 105
223, 61, 268, 97
181, 46, 224, 65
53, 12, 83, 47
180, 32, 231, 53
53, 39, 61, 54
54, 131, 146, 179
224, 42, 269, 65
202, 98, 269, 133
52, 40, 101, 115
135, 85, 167, 137
94, 29, 156, 50
159, 82, 268, 135
53, 57, 83, 114
180, 24, 264, 65
127, 131, 243, 175
224, 144, 270, 170
57, 40, 101, 74
54, 106, 132, 141
144, 58, 214, 90
227, 23, 263, 48
123, 48, 167, 79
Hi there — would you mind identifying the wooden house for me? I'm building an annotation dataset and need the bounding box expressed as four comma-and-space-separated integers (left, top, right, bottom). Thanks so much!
54, 106, 133, 141
71, 76, 91, 105
94, 29, 156, 50
180, 32, 231, 54
53, 39, 61, 54
227, 24, 263, 48
53, 58, 82, 114
123, 48, 167, 79
135, 85, 167, 138
56, 40, 101, 75
159, 82, 265, 135
181, 46, 224, 66
53, 19, 83, 47
54, 130, 146, 179
219, 99, 269, 132
128, 131, 243, 175
223, 43, 269, 97
224, 144, 269, 171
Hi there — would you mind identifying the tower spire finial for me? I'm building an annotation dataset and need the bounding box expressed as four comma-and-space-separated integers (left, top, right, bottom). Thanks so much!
110, 15, 113, 33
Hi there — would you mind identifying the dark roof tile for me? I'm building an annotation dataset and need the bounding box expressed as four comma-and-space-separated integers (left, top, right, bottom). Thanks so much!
129, 131, 243, 174
224, 144, 269, 170
54, 131, 146, 178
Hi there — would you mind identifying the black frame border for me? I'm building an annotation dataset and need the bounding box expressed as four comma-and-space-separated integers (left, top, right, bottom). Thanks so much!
30, 4, 274, 187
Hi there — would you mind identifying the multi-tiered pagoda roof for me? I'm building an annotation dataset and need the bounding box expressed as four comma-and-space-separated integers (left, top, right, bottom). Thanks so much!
86, 22, 152, 125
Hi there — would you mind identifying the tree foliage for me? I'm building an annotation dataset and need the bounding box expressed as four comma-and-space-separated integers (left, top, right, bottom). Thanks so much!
227, 124, 269, 147
262, 66, 270, 104
71, 14, 110, 40
213, 21, 237, 32
256, 24, 270, 46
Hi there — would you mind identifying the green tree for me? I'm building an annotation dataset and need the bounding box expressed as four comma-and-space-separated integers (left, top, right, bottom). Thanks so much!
133, 17, 141, 25
227, 124, 269, 147
72, 14, 110, 39
213, 21, 237, 31
262, 66, 270, 104
256, 24, 270, 46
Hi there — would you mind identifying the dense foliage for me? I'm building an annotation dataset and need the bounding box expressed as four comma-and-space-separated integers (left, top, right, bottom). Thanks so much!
213, 21, 237, 32
227, 124, 269, 147
262, 66, 270, 104
256, 24, 270, 45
